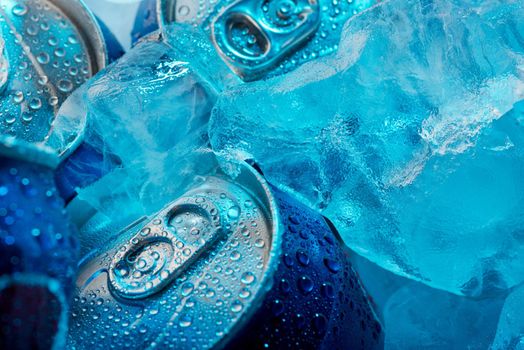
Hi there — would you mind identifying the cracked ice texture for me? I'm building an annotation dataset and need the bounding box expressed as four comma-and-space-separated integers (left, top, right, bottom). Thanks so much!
209, 0, 524, 295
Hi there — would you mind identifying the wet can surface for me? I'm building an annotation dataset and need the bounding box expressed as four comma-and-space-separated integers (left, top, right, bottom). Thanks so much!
0, 0, 114, 144
147, 0, 380, 80
0, 136, 78, 349
68, 160, 383, 350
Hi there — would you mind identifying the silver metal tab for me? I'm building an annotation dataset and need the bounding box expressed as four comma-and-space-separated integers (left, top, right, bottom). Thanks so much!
70, 163, 283, 350
211, 0, 320, 80
108, 196, 224, 299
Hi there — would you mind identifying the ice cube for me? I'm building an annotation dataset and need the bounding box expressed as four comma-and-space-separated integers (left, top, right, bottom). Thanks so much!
491, 285, 524, 350
209, 0, 524, 295
384, 283, 504, 349
46, 25, 238, 254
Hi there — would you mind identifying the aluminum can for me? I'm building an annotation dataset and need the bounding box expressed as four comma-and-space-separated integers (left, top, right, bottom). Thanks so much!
0, 0, 118, 143
131, 0, 160, 44
0, 135, 78, 349
67, 160, 383, 350
150, 0, 380, 80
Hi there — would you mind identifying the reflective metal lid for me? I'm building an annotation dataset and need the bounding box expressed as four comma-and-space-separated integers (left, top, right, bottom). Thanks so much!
69, 162, 283, 350
157, 0, 379, 80
0, 0, 107, 143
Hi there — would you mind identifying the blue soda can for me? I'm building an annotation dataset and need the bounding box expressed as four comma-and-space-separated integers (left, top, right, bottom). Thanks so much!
0, 135, 78, 348
67, 160, 383, 349
131, 0, 160, 45
150, 0, 379, 80
0, 0, 120, 143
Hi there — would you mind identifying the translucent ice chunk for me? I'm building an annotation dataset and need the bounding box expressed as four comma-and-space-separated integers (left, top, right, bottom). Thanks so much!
209, 0, 524, 295
46, 25, 238, 254
491, 285, 524, 350
350, 251, 504, 349
384, 283, 504, 349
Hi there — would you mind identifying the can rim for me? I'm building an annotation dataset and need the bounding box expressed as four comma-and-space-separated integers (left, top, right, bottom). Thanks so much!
42, 0, 109, 157
213, 161, 284, 349
0, 135, 59, 169
156, 0, 176, 29
49, 0, 108, 74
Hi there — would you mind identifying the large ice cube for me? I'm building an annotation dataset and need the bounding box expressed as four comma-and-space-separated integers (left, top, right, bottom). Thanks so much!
350, 251, 505, 350
491, 285, 524, 349
46, 25, 239, 254
209, 0, 524, 295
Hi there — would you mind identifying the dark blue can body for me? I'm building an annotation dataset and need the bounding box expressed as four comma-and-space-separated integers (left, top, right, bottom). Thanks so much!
64, 153, 383, 349
131, 0, 160, 44
0, 137, 78, 349
227, 179, 383, 349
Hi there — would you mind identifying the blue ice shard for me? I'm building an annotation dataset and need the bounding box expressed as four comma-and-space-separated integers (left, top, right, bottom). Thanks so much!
492, 285, 524, 349
209, 0, 524, 295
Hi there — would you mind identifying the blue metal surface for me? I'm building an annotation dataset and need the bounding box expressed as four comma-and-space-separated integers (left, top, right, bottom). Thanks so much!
0, 137, 78, 348
227, 182, 384, 350
131, 0, 160, 44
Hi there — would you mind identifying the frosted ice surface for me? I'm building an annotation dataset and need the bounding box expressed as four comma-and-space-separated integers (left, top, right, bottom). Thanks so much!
491, 285, 524, 350
209, 0, 524, 295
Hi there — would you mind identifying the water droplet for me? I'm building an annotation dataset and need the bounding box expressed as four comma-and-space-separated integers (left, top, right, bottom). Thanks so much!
48, 96, 59, 106
254, 239, 265, 248
324, 258, 341, 273
12, 4, 28, 16
230, 250, 241, 261
298, 276, 314, 294
241, 272, 256, 285
271, 299, 284, 316
179, 315, 192, 327
312, 313, 328, 336
227, 206, 240, 219
321, 282, 335, 299
4, 115, 15, 125
13, 91, 24, 104
48, 36, 58, 46
181, 283, 194, 297
54, 48, 65, 57
57, 79, 73, 92
238, 287, 251, 299
68, 35, 78, 44
29, 98, 42, 110
296, 250, 310, 266
36, 52, 50, 64
230, 300, 243, 313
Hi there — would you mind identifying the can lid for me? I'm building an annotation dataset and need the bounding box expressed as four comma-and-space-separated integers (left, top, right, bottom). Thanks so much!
49, 0, 107, 72
0, 0, 108, 145
70, 161, 284, 349
0, 135, 59, 169
157, 0, 379, 80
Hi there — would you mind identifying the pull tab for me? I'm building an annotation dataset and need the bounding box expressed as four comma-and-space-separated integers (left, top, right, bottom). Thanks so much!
108, 196, 224, 299
212, 0, 320, 80
0, 33, 9, 95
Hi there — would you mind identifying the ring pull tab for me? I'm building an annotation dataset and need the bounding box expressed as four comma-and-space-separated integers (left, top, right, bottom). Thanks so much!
0, 34, 9, 95
108, 196, 224, 300
212, 0, 320, 80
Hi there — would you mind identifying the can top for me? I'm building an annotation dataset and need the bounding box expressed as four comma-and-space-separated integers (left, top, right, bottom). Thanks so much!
157, 0, 379, 80
0, 134, 59, 169
0, 0, 107, 143
69, 161, 284, 349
